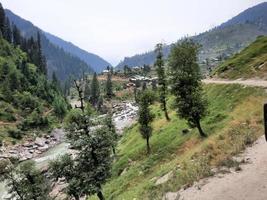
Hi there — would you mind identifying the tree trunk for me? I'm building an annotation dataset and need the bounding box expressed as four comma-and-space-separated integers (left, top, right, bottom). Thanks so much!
97, 191, 105, 200
196, 119, 207, 137
112, 145, 116, 155
146, 136, 151, 154
163, 100, 170, 121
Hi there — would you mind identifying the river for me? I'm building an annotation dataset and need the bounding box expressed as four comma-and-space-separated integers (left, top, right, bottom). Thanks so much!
0, 102, 138, 199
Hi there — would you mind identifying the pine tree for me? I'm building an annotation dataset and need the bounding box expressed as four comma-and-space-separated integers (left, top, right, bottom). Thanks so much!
105, 72, 113, 99
12, 24, 21, 46
84, 78, 91, 100
90, 72, 100, 106
3, 17, 12, 43
138, 90, 154, 154
37, 32, 47, 75
0, 3, 5, 35
154, 43, 170, 121
168, 39, 208, 137
52, 71, 60, 91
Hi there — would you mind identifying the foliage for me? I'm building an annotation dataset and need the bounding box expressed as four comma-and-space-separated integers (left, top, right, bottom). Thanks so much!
0, 160, 51, 200
214, 35, 267, 79
168, 39, 208, 137
105, 72, 113, 99
51, 105, 114, 200
138, 90, 155, 154
90, 72, 100, 106
154, 43, 170, 121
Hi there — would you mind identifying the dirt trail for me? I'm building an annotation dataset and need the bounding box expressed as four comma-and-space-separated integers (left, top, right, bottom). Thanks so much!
176, 79, 267, 200
203, 79, 267, 87
179, 136, 267, 200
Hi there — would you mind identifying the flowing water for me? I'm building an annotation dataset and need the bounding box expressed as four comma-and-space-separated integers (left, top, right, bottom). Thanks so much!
0, 102, 138, 199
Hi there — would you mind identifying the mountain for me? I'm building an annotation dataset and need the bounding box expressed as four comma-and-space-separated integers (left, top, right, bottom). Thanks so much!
5, 9, 109, 80
44, 32, 111, 73
214, 35, 267, 79
116, 2, 267, 69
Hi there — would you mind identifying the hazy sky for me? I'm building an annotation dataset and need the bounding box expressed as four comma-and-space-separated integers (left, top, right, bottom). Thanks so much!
1, 0, 266, 65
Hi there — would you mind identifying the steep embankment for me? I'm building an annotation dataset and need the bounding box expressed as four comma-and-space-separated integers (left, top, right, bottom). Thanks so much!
214, 36, 267, 79
0, 37, 67, 144
89, 84, 266, 200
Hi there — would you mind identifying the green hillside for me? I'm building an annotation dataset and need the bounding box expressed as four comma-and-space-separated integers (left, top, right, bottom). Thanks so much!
89, 84, 265, 200
0, 37, 68, 144
214, 36, 267, 79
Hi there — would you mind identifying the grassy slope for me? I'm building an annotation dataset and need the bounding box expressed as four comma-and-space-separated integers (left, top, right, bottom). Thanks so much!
89, 84, 266, 200
214, 36, 267, 79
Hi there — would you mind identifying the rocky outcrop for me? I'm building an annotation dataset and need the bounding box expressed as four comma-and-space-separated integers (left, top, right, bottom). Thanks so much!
0, 129, 64, 162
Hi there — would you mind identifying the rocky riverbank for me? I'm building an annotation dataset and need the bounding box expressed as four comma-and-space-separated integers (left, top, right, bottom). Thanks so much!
0, 129, 65, 162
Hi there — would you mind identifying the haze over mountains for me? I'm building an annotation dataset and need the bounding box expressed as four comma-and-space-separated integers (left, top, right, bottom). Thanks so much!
116, 2, 267, 69
5, 9, 111, 81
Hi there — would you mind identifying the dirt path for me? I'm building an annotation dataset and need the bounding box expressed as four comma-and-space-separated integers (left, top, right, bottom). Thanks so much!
203, 79, 267, 88
179, 135, 267, 200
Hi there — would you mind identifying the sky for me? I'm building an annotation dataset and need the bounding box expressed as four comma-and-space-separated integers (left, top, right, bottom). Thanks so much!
1, 0, 266, 65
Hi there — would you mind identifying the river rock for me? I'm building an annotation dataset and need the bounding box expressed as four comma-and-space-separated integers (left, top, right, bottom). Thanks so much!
162, 192, 180, 200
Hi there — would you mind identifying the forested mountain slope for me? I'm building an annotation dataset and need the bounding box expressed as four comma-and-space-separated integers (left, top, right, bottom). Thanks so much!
5, 9, 97, 80
0, 36, 68, 143
213, 35, 267, 79
116, 2, 267, 69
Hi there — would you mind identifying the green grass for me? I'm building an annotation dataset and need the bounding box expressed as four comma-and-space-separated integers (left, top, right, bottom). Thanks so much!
88, 84, 266, 200
214, 35, 267, 79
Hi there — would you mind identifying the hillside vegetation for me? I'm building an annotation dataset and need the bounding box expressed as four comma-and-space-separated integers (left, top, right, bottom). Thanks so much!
214, 36, 267, 79
5, 9, 95, 81
89, 84, 265, 200
0, 37, 68, 144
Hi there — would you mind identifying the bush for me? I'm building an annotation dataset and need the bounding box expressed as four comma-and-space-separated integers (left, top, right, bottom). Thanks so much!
13, 91, 39, 111
7, 128, 24, 139
20, 110, 50, 131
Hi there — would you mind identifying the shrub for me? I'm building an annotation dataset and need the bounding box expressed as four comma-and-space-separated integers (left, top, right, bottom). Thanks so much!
7, 128, 24, 139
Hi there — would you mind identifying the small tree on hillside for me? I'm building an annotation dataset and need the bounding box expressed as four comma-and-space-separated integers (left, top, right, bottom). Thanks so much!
90, 72, 100, 106
154, 43, 170, 121
105, 72, 113, 99
50, 109, 113, 200
1, 160, 51, 200
168, 39, 208, 137
105, 113, 118, 155
138, 90, 154, 154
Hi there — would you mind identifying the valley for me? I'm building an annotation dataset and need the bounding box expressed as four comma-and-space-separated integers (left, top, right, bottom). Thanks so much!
1, 1, 267, 200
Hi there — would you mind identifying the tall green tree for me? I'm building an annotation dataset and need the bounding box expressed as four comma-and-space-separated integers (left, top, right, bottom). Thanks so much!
50, 109, 113, 200
3, 17, 12, 43
84, 78, 91, 100
154, 43, 170, 121
105, 72, 113, 99
138, 90, 154, 154
168, 39, 208, 137
12, 24, 21, 46
0, 160, 51, 200
105, 113, 118, 155
36, 32, 47, 75
0, 3, 5, 35
90, 72, 100, 106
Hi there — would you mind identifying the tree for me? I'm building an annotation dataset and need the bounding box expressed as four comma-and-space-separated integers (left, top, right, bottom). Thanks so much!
105, 113, 118, 155
90, 72, 100, 106
84, 78, 91, 100
36, 32, 47, 75
52, 95, 68, 120
138, 90, 154, 154
12, 24, 21, 46
0, 160, 51, 200
50, 109, 113, 200
105, 72, 113, 99
0, 3, 5, 35
51, 71, 60, 91
3, 17, 12, 43
154, 43, 170, 121
168, 39, 208, 137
